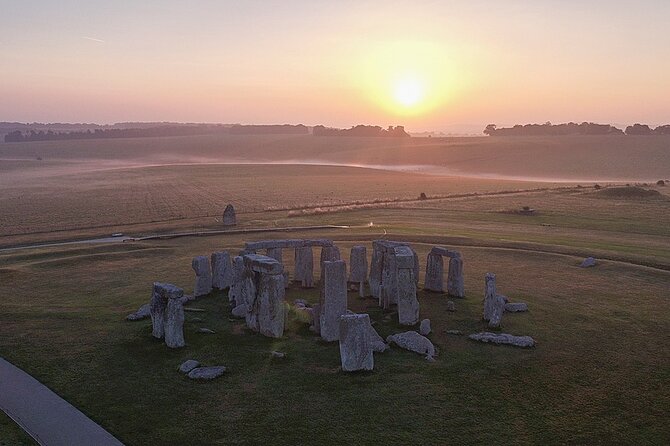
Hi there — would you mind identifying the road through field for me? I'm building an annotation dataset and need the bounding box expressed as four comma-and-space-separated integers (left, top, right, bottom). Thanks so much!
0, 357, 123, 446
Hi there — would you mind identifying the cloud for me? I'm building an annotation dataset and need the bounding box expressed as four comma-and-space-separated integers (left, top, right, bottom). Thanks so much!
82, 36, 105, 43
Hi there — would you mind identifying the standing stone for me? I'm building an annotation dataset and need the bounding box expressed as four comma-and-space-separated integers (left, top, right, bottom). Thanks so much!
150, 282, 168, 339
222, 204, 236, 226
319, 245, 341, 286
266, 247, 282, 263
424, 252, 444, 292
339, 314, 374, 372
294, 246, 314, 288
368, 242, 384, 299
165, 286, 186, 348
349, 245, 368, 297
483, 273, 497, 322
211, 251, 233, 290
447, 254, 465, 298
419, 319, 431, 336
488, 294, 506, 328
395, 246, 419, 326
319, 260, 348, 342
192, 256, 213, 297
446, 300, 456, 312
256, 271, 286, 338
228, 256, 245, 305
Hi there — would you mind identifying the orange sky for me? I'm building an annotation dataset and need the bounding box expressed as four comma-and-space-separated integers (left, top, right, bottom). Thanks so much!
1, 1, 669, 132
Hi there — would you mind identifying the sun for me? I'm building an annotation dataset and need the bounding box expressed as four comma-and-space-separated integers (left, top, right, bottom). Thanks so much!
393, 77, 425, 107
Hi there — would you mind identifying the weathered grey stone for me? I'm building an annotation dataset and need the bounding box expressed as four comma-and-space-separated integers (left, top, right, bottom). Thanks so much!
368, 241, 385, 299
424, 252, 444, 292
197, 328, 215, 334
319, 260, 348, 342
246, 239, 304, 250
304, 239, 334, 247
192, 256, 213, 297
386, 331, 436, 360
447, 255, 465, 298
270, 351, 286, 359
419, 319, 431, 336
187, 366, 227, 380
126, 303, 150, 321
580, 257, 597, 268
211, 251, 233, 290
339, 314, 374, 372
165, 287, 186, 348
178, 360, 200, 374
266, 247, 283, 263
150, 282, 183, 341
231, 303, 247, 318
282, 271, 289, 289
319, 245, 341, 283
222, 204, 236, 226
228, 256, 245, 306
505, 302, 529, 313
255, 272, 286, 338
446, 300, 456, 312
243, 254, 283, 275
468, 332, 536, 348
294, 299, 309, 308
395, 247, 419, 326
183, 307, 206, 312
366, 322, 388, 353
369, 240, 418, 306
349, 245, 368, 297
294, 246, 314, 288
483, 273, 497, 322
488, 294, 506, 328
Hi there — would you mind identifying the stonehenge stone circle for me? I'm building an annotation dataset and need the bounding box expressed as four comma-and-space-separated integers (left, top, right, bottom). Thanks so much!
150, 282, 185, 348
369, 240, 419, 307
319, 260, 348, 341
222, 204, 236, 226
468, 332, 536, 348
386, 331, 436, 360
339, 314, 374, 372
349, 245, 368, 297
192, 256, 213, 297
211, 251, 233, 290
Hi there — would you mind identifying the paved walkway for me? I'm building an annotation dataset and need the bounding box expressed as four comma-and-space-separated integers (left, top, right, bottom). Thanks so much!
0, 357, 123, 446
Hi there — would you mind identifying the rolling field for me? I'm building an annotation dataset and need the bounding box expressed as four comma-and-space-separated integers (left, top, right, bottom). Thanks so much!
1, 134, 669, 445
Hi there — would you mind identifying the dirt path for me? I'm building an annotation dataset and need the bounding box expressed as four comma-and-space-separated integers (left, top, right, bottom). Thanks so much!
0, 357, 123, 445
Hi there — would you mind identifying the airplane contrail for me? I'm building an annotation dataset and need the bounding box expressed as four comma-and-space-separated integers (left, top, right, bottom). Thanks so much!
82, 36, 105, 43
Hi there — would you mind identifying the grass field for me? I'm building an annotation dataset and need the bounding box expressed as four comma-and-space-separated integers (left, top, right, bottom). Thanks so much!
1, 135, 669, 445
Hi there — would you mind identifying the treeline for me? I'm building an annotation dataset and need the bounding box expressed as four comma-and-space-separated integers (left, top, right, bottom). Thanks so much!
484, 122, 670, 136
313, 125, 409, 137
4, 124, 308, 142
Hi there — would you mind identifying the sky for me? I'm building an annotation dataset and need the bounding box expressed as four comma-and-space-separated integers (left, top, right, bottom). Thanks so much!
1, 0, 669, 132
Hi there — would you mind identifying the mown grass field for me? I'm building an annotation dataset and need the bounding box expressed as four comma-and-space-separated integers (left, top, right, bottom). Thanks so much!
1, 180, 669, 445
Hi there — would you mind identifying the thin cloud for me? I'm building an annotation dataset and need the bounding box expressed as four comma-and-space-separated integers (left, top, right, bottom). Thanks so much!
82, 36, 105, 43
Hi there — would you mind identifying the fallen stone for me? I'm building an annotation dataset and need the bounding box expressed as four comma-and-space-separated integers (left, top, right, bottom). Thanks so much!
468, 332, 536, 348
386, 331, 436, 360
339, 314, 374, 372
446, 330, 463, 335
197, 328, 216, 334
183, 307, 206, 313
580, 257, 597, 268
270, 351, 286, 359
126, 303, 150, 321
505, 302, 529, 313
419, 319, 431, 336
446, 301, 456, 312
229, 304, 245, 320
178, 360, 200, 374
189, 317, 204, 323
187, 366, 227, 380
